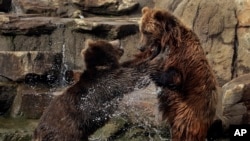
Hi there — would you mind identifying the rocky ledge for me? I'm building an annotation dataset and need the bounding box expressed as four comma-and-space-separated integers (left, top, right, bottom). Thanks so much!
0, 14, 139, 38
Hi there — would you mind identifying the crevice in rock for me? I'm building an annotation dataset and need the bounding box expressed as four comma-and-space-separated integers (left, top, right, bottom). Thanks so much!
168, 0, 183, 12
231, 9, 239, 79
192, 0, 201, 31
11, 35, 16, 51
178, 0, 189, 17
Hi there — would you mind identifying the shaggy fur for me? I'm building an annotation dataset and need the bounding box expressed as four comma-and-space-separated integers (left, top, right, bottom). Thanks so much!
32, 40, 154, 141
139, 7, 219, 141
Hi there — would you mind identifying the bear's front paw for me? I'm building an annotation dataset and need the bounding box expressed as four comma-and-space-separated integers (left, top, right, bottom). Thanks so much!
150, 67, 182, 91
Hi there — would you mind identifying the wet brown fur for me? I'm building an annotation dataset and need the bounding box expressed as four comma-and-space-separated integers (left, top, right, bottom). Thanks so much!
33, 40, 153, 141
139, 7, 219, 141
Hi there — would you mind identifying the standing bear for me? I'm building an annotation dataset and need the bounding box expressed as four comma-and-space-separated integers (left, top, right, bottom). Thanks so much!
139, 7, 219, 141
33, 39, 155, 141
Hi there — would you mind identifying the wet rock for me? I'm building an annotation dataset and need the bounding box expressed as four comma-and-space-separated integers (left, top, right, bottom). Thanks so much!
90, 117, 128, 140
10, 84, 55, 119
0, 0, 11, 12
91, 117, 170, 141
0, 117, 37, 141
0, 83, 17, 115
0, 51, 62, 82
220, 74, 250, 129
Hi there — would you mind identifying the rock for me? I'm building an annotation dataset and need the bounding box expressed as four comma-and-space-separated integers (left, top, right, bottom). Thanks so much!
83, 0, 139, 15
91, 117, 170, 141
10, 84, 56, 119
0, 15, 139, 72
220, 74, 250, 129
0, 83, 17, 115
0, 14, 9, 22
90, 117, 128, 140
0, 51, 62, 81
0, 15, 72, 35
0, 35, 13, 51
15, 0, 57, 16
0, 117, 37, 141
13, 0, 139, 17
73, 17, 139, 39
237, 28, 250, 77
236, 0, 250, 27
0, 0, 11, 12
0, 14, 139, 38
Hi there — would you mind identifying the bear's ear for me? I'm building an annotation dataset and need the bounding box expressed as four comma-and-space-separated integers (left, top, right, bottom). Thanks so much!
142, 7, 150, 14
153, 10, 165, 22
81, 39, 94, 57
109, 40, 121, 49
86, 39, 94, 47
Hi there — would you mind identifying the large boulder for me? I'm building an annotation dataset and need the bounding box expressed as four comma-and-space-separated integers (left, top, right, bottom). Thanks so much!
220, 74, 250, 129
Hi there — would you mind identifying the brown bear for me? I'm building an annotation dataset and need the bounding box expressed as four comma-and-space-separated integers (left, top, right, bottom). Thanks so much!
32, 39, 155, 141
138, 7, 219, 141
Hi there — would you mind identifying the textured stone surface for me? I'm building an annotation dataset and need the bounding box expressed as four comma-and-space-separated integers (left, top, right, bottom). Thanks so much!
0, 51, 62, 81
0, 83, 17, 115
0, 15, 139, 71
73, 17, 139, 39
0, 117, 37, 141
221, 74, 250, 129
0, 15, 71, 35
10, 84, 55, 119
12, 0, 139, 17
237, 26, 250, 77
236, 0, 250, 27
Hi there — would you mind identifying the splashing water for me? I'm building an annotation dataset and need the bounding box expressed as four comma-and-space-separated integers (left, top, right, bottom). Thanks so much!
60, 43, 69, 86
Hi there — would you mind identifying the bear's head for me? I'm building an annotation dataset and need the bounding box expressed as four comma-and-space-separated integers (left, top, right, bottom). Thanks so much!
81, 39, 124, 71
139, 7, 182, 56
